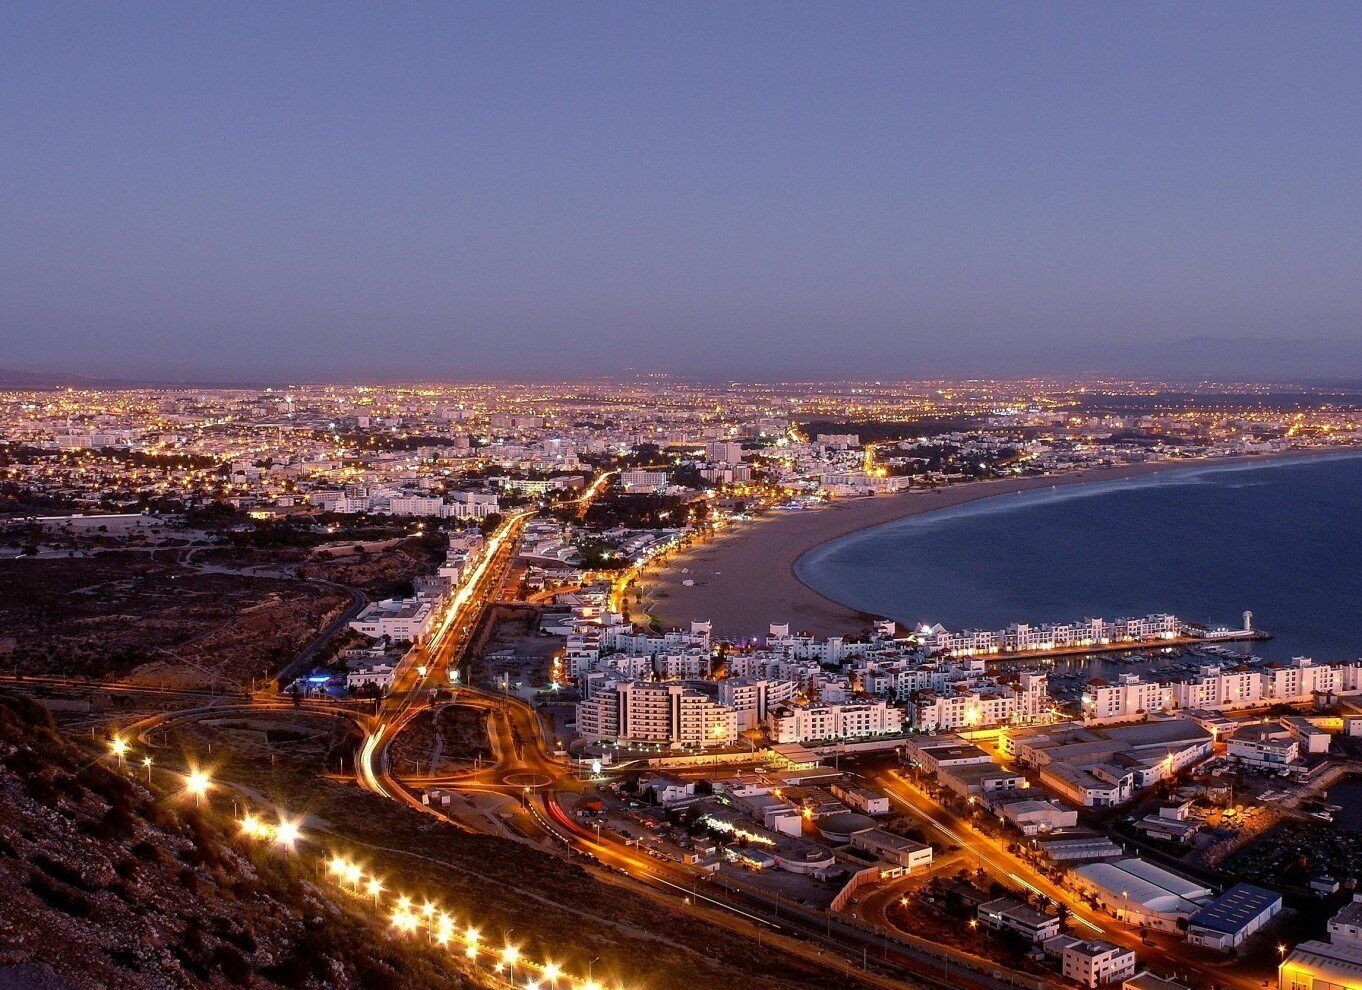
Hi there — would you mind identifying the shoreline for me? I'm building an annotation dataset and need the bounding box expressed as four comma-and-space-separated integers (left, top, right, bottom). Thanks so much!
634, 448, 1359, 641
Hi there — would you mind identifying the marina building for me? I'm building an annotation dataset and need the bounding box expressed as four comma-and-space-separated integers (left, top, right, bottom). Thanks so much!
917, 613, 1181, 658
1227, 724, 1301, 771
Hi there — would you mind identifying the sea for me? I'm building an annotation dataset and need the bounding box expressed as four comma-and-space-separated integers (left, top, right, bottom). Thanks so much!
795, 452, 1362, 665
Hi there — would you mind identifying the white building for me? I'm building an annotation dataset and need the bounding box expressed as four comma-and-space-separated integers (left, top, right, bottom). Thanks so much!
917, 613, 1180, 657
1227, 724, 1300, 770
1072, 858, 1212, 932
1083, 673, 1172, 725
1051, 938, 1137, 988
1327, 896, 1362, 948
386, 494, 444, 516
707, 441, 745, 464
850, 829, 933, 871
906, 673, 1048, 731
618, 470, 669, 492
1169, 665, 1265, 710
717, 678, 796, 731
766, 700, 903, 744
346, 663, 396, 694
575, 681, 737, 749
1265, 656, 1362, 704
446, 491, 500, 518
978, 897, 1062, 943
998, 798, 1079, 836
349, 598, 435, 642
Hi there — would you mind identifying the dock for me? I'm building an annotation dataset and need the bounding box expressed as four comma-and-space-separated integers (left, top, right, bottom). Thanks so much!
962, 630, 1272, 663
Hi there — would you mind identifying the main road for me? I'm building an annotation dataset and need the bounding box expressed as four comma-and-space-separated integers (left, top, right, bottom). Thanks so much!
358, 472, 617, 802
357, 505, 533, 801
863, 763, 1264, 990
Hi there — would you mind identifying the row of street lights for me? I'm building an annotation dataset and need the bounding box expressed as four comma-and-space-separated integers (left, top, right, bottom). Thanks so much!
110, 735, 205, 796
315, 847, 613, 990
105, 732, 621, 990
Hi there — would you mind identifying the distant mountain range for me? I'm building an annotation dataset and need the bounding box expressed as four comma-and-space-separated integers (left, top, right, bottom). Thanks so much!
0, 368, 110, 389
1096, 335, 1362, 381
5, 335, 1362, 388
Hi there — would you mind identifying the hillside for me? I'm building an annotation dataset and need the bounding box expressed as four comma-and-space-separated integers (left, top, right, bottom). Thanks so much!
0, 695, 487, 990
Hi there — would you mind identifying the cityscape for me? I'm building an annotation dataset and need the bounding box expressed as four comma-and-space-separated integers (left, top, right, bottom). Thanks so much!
6, 377, 1362, 990
6, 5, 1362, 990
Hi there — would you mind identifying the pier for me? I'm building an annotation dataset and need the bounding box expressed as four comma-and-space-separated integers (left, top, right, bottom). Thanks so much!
962, 629, 1272, 663
925, 610, 1272, 663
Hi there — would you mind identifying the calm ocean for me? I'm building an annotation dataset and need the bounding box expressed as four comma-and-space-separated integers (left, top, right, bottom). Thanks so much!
794, 452, 1362, 661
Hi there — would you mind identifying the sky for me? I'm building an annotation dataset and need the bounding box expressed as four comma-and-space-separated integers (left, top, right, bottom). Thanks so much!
3, 2, 1362, 383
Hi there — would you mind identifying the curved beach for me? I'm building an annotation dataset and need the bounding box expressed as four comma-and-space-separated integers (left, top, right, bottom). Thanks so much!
635, 453, 1335, 640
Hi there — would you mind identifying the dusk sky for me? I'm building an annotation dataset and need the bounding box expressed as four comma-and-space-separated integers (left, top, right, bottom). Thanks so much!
4, 3, 1362, 383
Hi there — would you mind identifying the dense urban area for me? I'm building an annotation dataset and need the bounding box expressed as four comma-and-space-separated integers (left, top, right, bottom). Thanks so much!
5, 375, 1362, 990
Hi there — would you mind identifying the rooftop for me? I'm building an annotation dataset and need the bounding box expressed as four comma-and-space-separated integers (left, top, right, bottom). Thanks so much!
1187, 883, 1281, 935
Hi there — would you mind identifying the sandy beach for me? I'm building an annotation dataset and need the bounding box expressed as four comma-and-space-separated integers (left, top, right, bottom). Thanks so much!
634, 452, 1341, 641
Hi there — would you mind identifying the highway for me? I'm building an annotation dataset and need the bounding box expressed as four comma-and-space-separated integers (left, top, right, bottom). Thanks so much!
357, 506, 533, 803
359, 472, 616, 804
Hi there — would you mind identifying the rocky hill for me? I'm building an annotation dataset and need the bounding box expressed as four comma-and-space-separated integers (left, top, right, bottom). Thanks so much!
0, 695, 486, 990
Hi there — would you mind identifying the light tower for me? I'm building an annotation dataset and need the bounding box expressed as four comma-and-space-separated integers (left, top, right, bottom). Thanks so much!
1243, 610, 1253, 632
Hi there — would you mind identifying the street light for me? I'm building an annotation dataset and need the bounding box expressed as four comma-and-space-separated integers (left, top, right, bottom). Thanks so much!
344, 862, 362, 889
185, 769, 211, 807
275, 817, 301, 849
142, 755, 153, 783
110, 737, 128, 767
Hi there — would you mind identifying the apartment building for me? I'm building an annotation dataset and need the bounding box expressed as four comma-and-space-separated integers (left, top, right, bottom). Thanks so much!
717, 678, 797, 731
1169, 665, 1265, 710
766, 699, 903, 744
575, 681, 738, 749
1083, 673, 1173, 725
906, 673, 1048, 731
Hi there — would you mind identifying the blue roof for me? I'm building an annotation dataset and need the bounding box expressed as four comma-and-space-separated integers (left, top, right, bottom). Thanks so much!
1187, 883, 1281, 934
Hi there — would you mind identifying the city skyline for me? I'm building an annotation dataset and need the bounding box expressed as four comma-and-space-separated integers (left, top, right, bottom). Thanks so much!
5, 4, 1362, 381
6, 7, 1362, 988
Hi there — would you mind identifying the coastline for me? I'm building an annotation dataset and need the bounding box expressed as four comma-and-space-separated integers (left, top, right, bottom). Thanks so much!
634, 449, 1356, 641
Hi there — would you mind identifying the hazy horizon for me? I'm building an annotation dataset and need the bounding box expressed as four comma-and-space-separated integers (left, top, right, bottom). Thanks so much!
5, 4, 1362, 381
